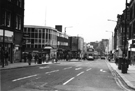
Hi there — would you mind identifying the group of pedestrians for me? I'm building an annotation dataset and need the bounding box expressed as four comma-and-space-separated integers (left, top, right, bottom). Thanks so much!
22, 52, 54, 65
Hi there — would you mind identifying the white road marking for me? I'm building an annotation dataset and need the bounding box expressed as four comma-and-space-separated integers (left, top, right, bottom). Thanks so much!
76, 71, 84, 76
35, 77, 41, 79
86, 68, 91, 71
63, 67, 72, 70
100, 69, 106, 72
100, 69, 103, 72
40, 83, 48, 87
39, 66, 49, 69
12, 74, 38, 82
63, 77, 75, 85
75, 67, 82, 70
45, 70, 59, 74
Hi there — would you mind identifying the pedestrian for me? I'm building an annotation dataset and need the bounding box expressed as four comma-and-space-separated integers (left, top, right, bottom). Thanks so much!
114, 50, 118, 65
38, 53, 42, 64
66, 54, 69, 61
27, 52, 32, 65
46, 54, 49, 63
34, 53, 39, 64
42, 54, 46, 63
54, 54, 58, 63
23, 53, 27, 62
0, 47, 5, 67
5, 50, 9, 66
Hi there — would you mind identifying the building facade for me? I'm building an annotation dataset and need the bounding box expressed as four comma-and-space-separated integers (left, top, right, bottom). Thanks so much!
0, 0, 24, 63
114, 0, 135, 61
23, 25, 58, 58
127, 0, 135, 61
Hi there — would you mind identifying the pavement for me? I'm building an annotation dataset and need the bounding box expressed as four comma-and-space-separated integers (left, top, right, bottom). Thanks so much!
0, 59, 135, 90
0, 61, 53, 70
107, 60, 135, 90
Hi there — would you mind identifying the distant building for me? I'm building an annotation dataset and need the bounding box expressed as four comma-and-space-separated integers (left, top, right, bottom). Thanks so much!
23, 25, 58, 57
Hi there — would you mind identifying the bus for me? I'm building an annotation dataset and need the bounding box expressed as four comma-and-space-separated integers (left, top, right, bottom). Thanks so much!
86, 47, 95, 60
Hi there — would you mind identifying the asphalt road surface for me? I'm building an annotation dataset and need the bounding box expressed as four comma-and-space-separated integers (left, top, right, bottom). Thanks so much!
1, 59, 127, 91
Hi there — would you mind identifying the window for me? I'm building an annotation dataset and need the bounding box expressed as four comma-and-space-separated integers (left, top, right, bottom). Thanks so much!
18, 17, 21, 30
17, 0, 22, 7
1, 10, 6, 26
6, 12, 11, 27
15, 15, 18, 29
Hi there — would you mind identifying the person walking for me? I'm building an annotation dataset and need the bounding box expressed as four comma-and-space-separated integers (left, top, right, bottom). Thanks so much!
23, 53, 27, 63
34, 54, 39, 64
46, 54, 49, 63
42, 54, 46, 63
5, 50, 9, 66
27, 52, 32, 65
38, 53, 42, 64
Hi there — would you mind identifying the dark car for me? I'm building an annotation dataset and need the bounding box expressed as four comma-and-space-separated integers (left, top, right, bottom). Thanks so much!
101, 56, 106, 59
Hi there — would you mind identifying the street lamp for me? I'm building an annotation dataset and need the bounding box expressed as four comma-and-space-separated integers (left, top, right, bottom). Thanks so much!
107, 19, 117, 22
64, 26, 73, 34
106, 31, 114, 52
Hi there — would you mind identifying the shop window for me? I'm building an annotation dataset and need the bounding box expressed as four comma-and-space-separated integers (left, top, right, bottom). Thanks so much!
17, 0, 22, 7
15, 15, 18, 29
2, 11, 11, 27
18, 17, 21, 30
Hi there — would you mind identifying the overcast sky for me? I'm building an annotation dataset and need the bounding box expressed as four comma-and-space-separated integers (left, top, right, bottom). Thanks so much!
24, 0, 127, 43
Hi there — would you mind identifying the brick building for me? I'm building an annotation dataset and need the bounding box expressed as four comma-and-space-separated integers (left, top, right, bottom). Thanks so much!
0, 0, 24, 63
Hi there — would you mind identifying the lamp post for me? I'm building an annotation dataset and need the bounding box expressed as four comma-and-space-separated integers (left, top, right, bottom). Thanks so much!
106, 31, 114, 52
120, 0, 128, 73
64, 26, 73, 34
107, 19, 117, 22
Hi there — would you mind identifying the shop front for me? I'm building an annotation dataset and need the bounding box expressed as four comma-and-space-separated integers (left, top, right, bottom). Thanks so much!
0, 29, 13, 64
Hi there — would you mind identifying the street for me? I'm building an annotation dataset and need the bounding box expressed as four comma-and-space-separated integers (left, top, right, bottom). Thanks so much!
1, 59, 126, 91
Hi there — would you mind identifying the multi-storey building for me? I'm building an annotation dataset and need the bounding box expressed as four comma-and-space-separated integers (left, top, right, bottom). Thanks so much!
127, 0, 135, 60
23, 25, 58, 58
114, 0, 135, 60
55, 25, 70, 59
0, 0, 24, 63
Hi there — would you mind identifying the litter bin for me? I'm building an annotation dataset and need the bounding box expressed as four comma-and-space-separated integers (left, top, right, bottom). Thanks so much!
121, 58, 128, 73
